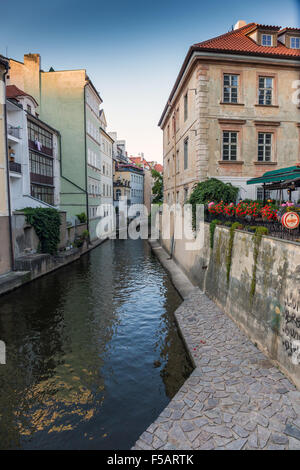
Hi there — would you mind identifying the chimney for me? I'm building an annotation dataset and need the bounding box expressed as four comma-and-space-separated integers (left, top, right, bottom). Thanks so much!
23, 53, 41, 106
234, 20, 246, 30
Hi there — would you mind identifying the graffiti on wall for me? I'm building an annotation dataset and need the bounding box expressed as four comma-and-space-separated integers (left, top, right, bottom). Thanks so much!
281, 288, 300, 365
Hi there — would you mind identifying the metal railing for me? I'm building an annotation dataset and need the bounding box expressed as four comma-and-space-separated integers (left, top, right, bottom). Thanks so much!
205, 211, 300, 242
9, 161, 21, 173
8, 126, 21, 139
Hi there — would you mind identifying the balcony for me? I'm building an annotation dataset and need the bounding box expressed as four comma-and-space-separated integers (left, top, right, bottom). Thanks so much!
30, 172, 54, 186
114, 180, 131, 188
7, 126, 21, 140
29, 139, 53, 157
9, 161, 22, 178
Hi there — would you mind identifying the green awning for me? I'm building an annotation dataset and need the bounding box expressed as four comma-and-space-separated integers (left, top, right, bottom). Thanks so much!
247, 165, 300, 185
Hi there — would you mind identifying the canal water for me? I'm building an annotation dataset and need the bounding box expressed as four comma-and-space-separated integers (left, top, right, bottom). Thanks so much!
0, 239, 192, 449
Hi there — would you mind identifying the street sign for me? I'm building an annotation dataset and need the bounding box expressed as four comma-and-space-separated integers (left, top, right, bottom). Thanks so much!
281, 211, 300, 229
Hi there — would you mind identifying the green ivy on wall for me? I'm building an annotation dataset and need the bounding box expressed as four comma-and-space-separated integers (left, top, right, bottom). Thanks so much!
22, 207, 61, 255
226, 222, 243, 285
250, 226, 269, 298
209, 219, 222, 249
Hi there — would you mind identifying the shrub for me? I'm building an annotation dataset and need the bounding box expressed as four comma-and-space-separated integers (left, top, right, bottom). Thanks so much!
22, 207, 61, 254
76, 212, 87, 223
187, 178, 239, 206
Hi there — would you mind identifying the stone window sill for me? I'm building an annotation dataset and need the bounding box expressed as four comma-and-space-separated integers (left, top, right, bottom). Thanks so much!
255, 104, 279, 108
220, 102, 245, 106
218, 160, 244, 164
254, 161, 277, 165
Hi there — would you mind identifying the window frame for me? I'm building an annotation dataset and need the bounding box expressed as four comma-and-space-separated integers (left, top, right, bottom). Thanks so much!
257, 132, 273, 162
290, 36, 300, 49
183, 137, 189, 170
261, 34, 272, 46
223, 74, 239, 103
258, 76, 273, 106
184, 93, 188, 121
222, 131, 238, 161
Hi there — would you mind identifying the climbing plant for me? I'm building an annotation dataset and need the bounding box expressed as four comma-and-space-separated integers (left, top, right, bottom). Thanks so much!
22, 207, 61, 255
250, 226, 269, 298
209, 219, 222, 249
226, 222, 243, 284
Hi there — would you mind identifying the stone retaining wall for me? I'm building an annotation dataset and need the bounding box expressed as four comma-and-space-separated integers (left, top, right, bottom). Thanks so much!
161, 224, 300, 389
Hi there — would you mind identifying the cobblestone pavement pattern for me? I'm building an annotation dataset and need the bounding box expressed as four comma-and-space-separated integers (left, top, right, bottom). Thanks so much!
133, 290, 300, 450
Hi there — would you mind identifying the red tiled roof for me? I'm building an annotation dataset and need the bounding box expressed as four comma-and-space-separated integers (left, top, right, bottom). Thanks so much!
158, 22, 300, 126
130, 156, 152, 170
279, 27, 300, 34
193, 23, 300, 58
6, 85, 38, 105
154, 164, 163, 173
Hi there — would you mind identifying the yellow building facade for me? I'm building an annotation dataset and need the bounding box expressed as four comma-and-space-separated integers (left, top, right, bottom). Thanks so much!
160, 23, 300, 203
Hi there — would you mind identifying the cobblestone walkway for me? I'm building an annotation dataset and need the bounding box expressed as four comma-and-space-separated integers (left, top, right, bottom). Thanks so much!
133, 290, 300, 450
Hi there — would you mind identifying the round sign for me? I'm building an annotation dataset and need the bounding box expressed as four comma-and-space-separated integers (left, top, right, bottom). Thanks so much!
281, 211, 300, 229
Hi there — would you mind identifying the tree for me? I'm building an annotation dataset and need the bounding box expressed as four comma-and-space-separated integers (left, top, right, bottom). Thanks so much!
151, 169, 163, 204
187, 178, 239, 206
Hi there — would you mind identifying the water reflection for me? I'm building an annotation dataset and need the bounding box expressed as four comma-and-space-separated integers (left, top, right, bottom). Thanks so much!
0, 239, 192, 449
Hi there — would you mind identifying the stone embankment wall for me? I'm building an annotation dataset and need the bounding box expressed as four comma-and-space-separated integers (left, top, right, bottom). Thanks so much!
161, 224, 300, 388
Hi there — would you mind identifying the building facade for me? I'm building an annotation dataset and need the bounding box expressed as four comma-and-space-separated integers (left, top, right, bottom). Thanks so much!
8, 54, 111, 239
159, 22, 300, 203
129, 154, 163, 214
99, 110, 114, 234
6, 85, 60, 210
0, 56, 12, 274
85, 83, 103, 240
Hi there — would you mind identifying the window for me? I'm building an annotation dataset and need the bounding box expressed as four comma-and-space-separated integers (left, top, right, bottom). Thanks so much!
31, 184, 54, 205
223, 74, 238, 103
27, 104, 32, 114
262, 34, 272, 46
28, 121, 53, 149
184, 187, 189, 202
184, 138, 188, 169
176, 149, 179, 172
29, 151, 53, 176
184, 93, 188, 121
258, 132, 272, 162
167, 125, 170, 143
291, 37, 300, 49
257, 187, 271, 200
222, 131, 237, 161
258, 77, 273, 105
175, 108, 179, 132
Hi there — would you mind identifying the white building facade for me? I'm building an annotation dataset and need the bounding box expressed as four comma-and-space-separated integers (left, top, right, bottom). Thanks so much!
130, 168, 144, 206
6, 86, 60, 211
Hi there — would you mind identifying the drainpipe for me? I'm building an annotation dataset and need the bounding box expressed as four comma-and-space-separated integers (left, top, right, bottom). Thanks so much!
1, 60, 15, 271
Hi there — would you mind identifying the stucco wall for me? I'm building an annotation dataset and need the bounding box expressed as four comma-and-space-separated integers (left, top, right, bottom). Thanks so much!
161, 223, 300, 388
162, 56, 300, 203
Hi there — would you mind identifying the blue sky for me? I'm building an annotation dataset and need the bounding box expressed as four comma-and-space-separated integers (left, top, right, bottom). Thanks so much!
1, 0, 299, 162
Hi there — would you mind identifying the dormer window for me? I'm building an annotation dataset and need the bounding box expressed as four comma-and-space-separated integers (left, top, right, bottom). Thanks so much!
291, 37, 300, 49
262, 34, 272, 46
